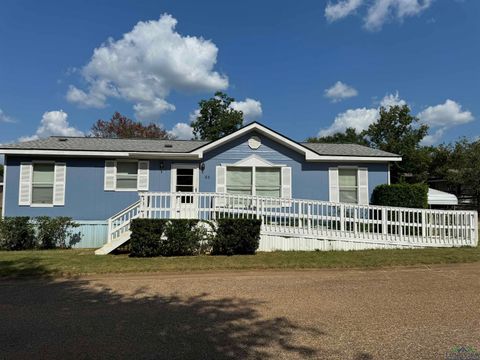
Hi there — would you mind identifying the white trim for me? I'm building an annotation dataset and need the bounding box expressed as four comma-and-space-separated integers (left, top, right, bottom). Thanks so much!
0, 149, 131, 157
29, 161, 56, 207
128, 152, 201, 159
310, 155, 401, 162
1, 162, 6, 217
114, 159, 140, 192
191, 122, 320, 160
223, 155, 286, 168
171, 163, 199, 193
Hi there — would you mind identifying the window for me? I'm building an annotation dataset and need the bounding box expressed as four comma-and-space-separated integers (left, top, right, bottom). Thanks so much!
256, 168, 281, 197
176, 168, 194, 192
226, 167, 281, 197
32, 163, 55, 205
116, 162, 138, 189
339, 168, 358, 204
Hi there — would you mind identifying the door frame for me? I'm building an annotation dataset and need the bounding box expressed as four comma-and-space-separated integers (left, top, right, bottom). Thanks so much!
170, 163, 200, 218
170, 163, 199, 193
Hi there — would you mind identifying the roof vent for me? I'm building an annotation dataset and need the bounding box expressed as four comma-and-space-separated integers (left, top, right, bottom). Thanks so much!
58, 138, 68, 142
164, 144, 173, 148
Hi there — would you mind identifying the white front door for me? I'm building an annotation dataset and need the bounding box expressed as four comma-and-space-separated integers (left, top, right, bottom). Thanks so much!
171, 164, 199, 218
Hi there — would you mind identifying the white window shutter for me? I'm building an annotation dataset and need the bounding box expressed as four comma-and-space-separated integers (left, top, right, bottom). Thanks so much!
215, 165, 227, 206
281, 167, 292, 199
19, 162, 32, 206
137, 161, 149, 191
358, 168, 369, 205
53, 163, 66, 206
329, 167, 339, 202
104, 160, 116, 191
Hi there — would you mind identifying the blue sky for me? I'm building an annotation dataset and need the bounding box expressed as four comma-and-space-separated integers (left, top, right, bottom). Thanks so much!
0, 0, 479, 148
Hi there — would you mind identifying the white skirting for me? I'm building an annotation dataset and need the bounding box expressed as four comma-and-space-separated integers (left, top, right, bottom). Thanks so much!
258, 234, 429, 252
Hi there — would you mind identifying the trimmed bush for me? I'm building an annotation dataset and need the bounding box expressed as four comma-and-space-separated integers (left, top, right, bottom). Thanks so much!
371, 183, 428, 209
129, 219, 167, 257
35, 217, 79, 249
162, 220, 204, 256
211, 218, 261, 256
0, 217, 35, 250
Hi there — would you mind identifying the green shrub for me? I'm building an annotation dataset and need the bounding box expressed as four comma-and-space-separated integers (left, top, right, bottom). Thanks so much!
211, 218, 261, 256
35, 217, 79, 249
162, 220, 203, 256
0, 217, 36, 250
371, 183, 428, 209
129, 219, 167, 257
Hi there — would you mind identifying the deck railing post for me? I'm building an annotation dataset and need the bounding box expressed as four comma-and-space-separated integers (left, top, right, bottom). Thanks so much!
381, 208, 388, 236
339, 204, 345, 233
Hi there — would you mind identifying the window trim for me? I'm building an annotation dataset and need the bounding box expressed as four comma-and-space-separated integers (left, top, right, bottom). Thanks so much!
30, 160, 56, 208
115, 160, 139, 192
338, 166, 359, 204
226, 166, 282, 198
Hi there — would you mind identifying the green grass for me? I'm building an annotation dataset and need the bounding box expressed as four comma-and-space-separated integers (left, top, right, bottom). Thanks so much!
1, 246, 480, 278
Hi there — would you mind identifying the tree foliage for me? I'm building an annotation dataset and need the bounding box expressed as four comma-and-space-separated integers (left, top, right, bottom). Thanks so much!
91, 112, 172, 139
0, 164, 3, 178
306, 127, 368, 145
364, 105, 429, 183
191, 92, 244, 141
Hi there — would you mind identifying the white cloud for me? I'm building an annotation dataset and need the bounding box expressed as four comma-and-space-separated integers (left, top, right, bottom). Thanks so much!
418, 99, 474, 128
67, 14, 228, 120
325, 0, 364, 22
418, 99, 474, 145
0, 109, 15, 123
230, 98, 263, 122
325, 0, 433, 31
318, 92, 406, 136
19, 110, 84, 142
324, 81, 358, 102
168, 122, 194, 140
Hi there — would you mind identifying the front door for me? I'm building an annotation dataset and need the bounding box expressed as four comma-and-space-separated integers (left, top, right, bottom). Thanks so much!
171, 164, 199, 218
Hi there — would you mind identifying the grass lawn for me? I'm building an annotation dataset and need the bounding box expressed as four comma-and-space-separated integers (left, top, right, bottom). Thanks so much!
1, 246, 480, 277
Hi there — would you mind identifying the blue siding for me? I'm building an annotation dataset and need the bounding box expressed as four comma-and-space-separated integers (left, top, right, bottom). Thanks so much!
4, 131, 390, 222
4, 157, 174, 220
200, 132, 389, 201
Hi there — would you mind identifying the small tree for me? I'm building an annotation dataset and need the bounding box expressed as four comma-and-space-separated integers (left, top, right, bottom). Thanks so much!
191, 92, 244, 141
364, 105, 429, 183
306, 127, 368, 145
91, 112, 172, 139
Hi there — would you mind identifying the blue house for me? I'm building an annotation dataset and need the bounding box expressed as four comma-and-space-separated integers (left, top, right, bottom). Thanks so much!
0, 122, 405, 252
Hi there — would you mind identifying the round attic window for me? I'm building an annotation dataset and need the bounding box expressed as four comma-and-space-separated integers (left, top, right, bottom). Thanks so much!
248, 136, 261, 150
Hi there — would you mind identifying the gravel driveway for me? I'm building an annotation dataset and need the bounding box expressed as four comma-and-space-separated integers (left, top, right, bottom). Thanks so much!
1, 263, 479, 359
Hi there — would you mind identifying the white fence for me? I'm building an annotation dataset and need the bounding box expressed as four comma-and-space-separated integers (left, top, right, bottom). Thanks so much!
107, 192, 478, 251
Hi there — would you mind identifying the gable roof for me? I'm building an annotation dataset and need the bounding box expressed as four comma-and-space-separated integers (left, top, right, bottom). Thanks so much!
0, 122, 401, 162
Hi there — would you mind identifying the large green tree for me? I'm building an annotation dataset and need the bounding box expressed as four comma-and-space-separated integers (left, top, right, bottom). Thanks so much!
191, 92, 244, 141
0, 164, 3, 178
91, 112, 172, 139
306, 127, 368, 145
364, 105, 429, 183
445, 139, 480, 211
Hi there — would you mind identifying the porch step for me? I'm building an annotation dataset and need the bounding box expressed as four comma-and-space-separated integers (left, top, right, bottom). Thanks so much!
95, 231, 131, 255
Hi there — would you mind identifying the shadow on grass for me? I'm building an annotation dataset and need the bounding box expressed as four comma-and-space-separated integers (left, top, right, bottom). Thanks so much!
0, 258, 327, 359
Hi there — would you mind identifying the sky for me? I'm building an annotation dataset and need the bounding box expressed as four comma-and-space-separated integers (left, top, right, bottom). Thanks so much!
0, 0, 479, 152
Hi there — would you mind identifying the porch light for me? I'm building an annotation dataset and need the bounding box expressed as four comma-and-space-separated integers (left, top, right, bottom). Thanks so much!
159, 161, 165, 171
200, 162, 206, 172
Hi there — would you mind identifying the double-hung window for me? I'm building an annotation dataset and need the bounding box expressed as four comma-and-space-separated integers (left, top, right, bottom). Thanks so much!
338, 168, 358, 204
226, 167, 281, 198
32, 163, 55, 205
116, 162, 138, 190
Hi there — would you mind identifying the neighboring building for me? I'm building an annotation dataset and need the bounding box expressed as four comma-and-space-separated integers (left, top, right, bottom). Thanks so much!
0, 122, 401, 248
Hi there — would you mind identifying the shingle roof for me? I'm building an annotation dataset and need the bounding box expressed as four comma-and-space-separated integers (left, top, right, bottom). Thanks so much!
0, 136, 399, 158
301, 143, 399, 157
0, 136, 208, 153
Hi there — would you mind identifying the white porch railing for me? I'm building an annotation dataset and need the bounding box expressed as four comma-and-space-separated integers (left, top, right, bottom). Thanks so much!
106, 192, 478, 248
